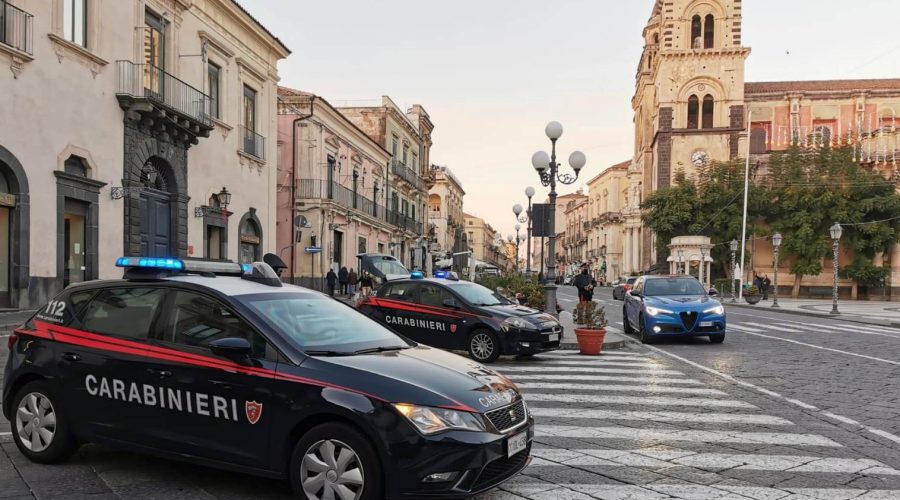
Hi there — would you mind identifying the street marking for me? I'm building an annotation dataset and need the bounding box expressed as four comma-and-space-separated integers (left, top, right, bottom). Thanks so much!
525, 393, 757, 408
532, 354, 652, 363
727, 324, 763, 333
0, 432, 10, 437
517, 382, 726, 395
532, 449, 899, 474
496, 366, 686, 376
821, 411, 860, 426
535, 350, 647, 357
506, 482, 900, 499
509, 374, 704, 385
527, 408, 793, 425
510, 360, 666, 368
537, 425, 843, 446
766, 320, 900, 339
740, 330, 900, 366
742, 321, 803, 332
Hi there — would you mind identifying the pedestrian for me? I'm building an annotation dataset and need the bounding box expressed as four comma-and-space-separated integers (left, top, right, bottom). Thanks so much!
360, 272, 374, 297
763, 274, 771, 300
325, 268, 337, 297
338, 266, 349, 295
585, 277, 597, 301
573, 266, 592, 303
348, 268, 358, 297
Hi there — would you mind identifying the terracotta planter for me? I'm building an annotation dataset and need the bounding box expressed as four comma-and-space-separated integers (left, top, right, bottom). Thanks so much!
574, 328, 607, 355
744, 294, 762, 305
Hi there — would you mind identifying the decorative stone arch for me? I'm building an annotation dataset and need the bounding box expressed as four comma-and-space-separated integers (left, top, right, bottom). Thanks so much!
57, 144, 99, 179
428, 193, 441, 212
238, 208, 263, 264
682, 0, 725, 49
678, 77, 726, 128
0, 145, 30, 307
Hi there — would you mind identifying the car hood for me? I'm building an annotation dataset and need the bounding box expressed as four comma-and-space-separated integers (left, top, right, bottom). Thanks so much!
646, 295, 718, 310
476, 304, 555, 323
299, 345, 521, 413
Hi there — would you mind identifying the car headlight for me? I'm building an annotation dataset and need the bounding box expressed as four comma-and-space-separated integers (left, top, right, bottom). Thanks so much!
394, 403, 486, 434
501, 317, 538, 332
703, 305, 725, 315
645, 306, 674, 316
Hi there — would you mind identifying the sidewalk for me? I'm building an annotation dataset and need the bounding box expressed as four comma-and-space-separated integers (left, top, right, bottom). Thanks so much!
0, 310, 35, 334
728, 296, 900, 327
557, 310, 628, 351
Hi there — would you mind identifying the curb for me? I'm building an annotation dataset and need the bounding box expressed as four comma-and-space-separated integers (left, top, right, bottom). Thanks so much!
559, 330, 629, 351
727, 302, 900, 328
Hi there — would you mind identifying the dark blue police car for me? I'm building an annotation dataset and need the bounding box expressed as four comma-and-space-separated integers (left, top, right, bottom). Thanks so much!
3, 258, 533, 499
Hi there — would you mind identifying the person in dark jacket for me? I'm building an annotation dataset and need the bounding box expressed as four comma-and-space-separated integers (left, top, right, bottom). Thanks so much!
325, 269, 337, 297
573, 267, 593, 303
338, 266, 349, 295
348, 268, 358, 297
762, 275, 771, 300
360, 272, 374, 296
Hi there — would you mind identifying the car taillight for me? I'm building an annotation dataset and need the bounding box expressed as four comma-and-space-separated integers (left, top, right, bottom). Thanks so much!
624, 284, 633, 291
7, 330, 18, 349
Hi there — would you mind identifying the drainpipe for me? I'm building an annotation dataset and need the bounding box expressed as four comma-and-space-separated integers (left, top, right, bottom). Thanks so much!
291, 97, 314, 283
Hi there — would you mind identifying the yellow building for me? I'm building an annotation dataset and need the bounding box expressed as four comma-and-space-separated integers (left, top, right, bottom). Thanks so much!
463, 213, 505, 271
586, 161, 630, 282
562, 192, 588, 276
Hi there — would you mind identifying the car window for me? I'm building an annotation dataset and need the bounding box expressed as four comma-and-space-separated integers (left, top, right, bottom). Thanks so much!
627, 278, 637, 285
383, 282, 418, 302
418, 284, 452, 308
81, 288, 166, 340
163, 291, 268, 357
644, 278, 706, 296
632, 279, 644, 295
450, 282, 510, 306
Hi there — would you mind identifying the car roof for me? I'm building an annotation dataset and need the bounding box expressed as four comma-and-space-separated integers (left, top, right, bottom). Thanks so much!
66, 275, 319, 297
382, 278, 469, 286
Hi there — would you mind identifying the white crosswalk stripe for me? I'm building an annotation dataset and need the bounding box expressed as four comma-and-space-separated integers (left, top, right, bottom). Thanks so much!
507, 359, 668, 368
497, 365, 685, 375
536, 425, 842, 446
741, 321, 803, 332
497, 483, 900, 499
509, 374, 704, 385
517, 382, 726, 395
525, 392, 757, 408
535, 350, 648, 358
527, 408, 793, 425
727, 323, 763, 333
528, 354, 651, 363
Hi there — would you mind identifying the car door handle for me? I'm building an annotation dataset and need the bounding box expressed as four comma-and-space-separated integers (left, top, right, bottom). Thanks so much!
147, 368, 173, 378
61, 352, 81, 362
209, 380, 239, 390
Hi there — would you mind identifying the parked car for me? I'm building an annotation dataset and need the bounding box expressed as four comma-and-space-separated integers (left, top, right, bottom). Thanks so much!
622, 275, 726, 344
612, 277, 637, 300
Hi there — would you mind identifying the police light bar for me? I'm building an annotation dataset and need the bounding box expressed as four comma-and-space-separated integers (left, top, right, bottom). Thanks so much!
434, 270, 449, 279
116, 257, 184, 270
116, 257, 248, 276
410, 271, 425, 279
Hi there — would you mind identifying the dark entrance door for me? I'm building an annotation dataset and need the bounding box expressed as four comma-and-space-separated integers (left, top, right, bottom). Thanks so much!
140, 190, 171, 257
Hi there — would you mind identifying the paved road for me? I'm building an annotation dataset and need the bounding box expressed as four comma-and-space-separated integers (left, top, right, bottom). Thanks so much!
2, 292, 900, 499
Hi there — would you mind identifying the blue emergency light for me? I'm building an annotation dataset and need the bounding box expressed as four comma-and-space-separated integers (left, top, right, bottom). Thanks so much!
241, 264, 252, 273
115, 257, 184, 270
434, 270, 449, 279
410, 271, 425, 279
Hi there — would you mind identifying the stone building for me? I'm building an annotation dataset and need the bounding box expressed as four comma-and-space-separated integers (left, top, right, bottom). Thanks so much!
586, 161, 629, 282
0, 0, 287, 308
463, 213, 504, 271
627, 0, 900, 297
334, 97, 434, 272
533, 191, 588, 279
562, 193, 589, 275
428, 165, 466, 263
275, 87, 398, 288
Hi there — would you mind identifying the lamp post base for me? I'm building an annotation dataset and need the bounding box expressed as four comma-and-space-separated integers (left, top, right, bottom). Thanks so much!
544, 282, 558, 318
830, 307, 840, 315
771, 301, 780, 308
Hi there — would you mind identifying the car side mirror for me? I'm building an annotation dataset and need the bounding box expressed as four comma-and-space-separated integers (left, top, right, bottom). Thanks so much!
209, 337, 252, 360
708, 288, 718, 297
442, 298, 459, 309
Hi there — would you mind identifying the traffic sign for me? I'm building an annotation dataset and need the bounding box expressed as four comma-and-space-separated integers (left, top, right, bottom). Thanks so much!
304, 246, 322, 254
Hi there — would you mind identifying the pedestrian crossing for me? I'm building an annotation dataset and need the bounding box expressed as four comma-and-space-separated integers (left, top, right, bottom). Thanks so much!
478, 349, 900, 500
728, 318, 900, 338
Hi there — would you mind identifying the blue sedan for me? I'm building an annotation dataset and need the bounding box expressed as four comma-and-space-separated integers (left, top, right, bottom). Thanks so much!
623, 275, 726, 344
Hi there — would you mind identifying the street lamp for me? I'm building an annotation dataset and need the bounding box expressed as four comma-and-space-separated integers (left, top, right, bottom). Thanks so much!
514, 224, 522, 273
532, 121, 586, 314
772, 232, 782, 308
830, 222, 843, 315
525, 187, 535, 277
730, 239, 738, 303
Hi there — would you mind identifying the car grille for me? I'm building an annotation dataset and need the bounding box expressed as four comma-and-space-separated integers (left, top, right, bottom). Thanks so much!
471, 443, 531, 491
680, 311, 698, 330
485, 399, 527, 433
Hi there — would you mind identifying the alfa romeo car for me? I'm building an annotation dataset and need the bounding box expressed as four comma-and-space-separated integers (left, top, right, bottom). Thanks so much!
3, 257, 533, 499
357, 274, 561, 363
623, 275, 726, 343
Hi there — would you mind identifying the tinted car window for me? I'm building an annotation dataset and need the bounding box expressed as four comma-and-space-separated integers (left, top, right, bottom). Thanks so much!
418, 284, 452, 308
81, 288, 166, 340
645, 278, 706, 296
382, 282, 418, 302
450, 282, 509, 306
163, 291, 267, 356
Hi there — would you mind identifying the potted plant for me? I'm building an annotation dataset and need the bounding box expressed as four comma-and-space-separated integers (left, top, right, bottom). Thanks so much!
743, 285, 762, 305
573, 301, 609, 355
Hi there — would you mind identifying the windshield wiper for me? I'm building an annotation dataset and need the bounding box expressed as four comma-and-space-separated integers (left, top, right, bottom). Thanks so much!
304, 350, 356, 357
352, 346, 410, 355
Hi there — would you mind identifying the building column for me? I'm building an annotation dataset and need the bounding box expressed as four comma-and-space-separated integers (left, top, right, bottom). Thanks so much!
623, 229, 631, 274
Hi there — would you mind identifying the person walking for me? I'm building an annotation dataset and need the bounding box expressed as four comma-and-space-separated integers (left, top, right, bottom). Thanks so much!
338, 266, 349, 296
325, 269, 337, 297
360, 272, 374, 297
763, 274, 771, 300
573, 267, 592, 303
348, 268, 358, 297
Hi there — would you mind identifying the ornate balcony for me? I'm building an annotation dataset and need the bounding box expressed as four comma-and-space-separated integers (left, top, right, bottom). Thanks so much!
0, 2, 32, 55
391, 159, 423, 190
240, 126, 266, 160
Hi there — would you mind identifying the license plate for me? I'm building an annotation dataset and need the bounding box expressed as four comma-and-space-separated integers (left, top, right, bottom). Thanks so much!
545, 333, 560, 342
507, 431, 528, 458
700, 321, 713, 327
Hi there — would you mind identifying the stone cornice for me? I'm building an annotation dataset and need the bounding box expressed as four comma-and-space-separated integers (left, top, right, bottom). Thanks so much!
659, 47, 751, 60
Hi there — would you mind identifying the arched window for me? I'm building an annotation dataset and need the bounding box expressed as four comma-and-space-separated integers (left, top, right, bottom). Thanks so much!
653, 33, 659, 45
691, 15, 702, 49
64, 155, 88, 177
687, 95, 700, 129
813, 126, 833, 147
239, 218, 261, 264
704, 14, 715, 48
702, 95, 714, 129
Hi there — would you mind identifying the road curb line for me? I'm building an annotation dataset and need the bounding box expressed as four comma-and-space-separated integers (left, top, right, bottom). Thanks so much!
727, 302, 900, 328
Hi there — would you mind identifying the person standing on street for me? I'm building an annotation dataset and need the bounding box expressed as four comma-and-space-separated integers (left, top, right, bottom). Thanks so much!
325, 269, 337, 297
360, 272, 374, 297
763, 274, 771, 300
573, 267, 592, 303
348, 268, 358, 297
338, 266, 349, 295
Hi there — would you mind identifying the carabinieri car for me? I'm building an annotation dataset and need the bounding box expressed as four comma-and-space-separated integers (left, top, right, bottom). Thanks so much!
623, 275, 726, 344
3, 257, 533, 499
357, 274, 561, 363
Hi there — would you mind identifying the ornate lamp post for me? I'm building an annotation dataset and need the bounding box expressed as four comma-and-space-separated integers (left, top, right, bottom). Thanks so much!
771, 232, 782, 308
730, 239, 738, 303
525, 187, 535, 276
532, 121, 586, 314
514, 224, 523, 273
830, 222, 843, 315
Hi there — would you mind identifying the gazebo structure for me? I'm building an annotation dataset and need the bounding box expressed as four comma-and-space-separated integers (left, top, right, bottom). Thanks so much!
667, 236, 714, 287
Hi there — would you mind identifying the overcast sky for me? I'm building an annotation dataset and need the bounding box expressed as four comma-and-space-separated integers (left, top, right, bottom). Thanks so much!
243, 0, 900, 242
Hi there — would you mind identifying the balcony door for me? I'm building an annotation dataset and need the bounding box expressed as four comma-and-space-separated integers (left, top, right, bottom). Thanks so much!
243, 85, 257, 155
143, 11, 165, 99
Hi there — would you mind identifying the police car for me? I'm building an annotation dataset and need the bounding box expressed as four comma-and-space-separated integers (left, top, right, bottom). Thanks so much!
2, 257, 534, 499
357, 272, 562, 363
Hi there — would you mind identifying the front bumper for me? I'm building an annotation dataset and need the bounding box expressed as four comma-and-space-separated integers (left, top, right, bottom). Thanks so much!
386, 417, 535, 498
498, 328, 561, 355
644, 311, 726, 336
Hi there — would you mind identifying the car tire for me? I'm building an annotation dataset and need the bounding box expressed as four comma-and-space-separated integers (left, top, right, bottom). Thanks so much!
622, 307, 635, 334
289, 422, 383, 500
709, 334, 725, 344
638, 314, 654, 344
10, 380, 78, 464
468, 329, 501, 364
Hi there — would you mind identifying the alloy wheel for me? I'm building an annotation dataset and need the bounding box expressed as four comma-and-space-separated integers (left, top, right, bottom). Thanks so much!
300, 439, 365, 500
471, 333, 495, 361
15, 392, 57, 453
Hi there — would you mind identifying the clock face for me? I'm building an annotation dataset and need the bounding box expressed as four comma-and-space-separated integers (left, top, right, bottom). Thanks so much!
692, 150, 710, 167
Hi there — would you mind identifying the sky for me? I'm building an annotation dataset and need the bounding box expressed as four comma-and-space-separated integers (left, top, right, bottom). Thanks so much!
243, 0, 900, 244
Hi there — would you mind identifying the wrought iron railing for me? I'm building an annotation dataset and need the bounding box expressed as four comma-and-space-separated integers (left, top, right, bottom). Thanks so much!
240, 125, 266, 160
0, 2, 33, 54
391, 159, 423, 189
116, 60, 211, 126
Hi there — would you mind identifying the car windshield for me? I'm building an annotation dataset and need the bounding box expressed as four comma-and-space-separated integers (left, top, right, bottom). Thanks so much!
371, 258, 409, 276
644, 278, 707, 296
239, 292, 410, 354
451, 282, 511, 306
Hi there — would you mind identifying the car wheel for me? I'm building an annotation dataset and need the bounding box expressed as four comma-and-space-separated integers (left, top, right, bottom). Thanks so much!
11, 380, 78, 464
469, 329, 501, 364
709, 334, 725, 344
622, 307, 635, 334
638, 314, 654, 344
290, 423, 382, 500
